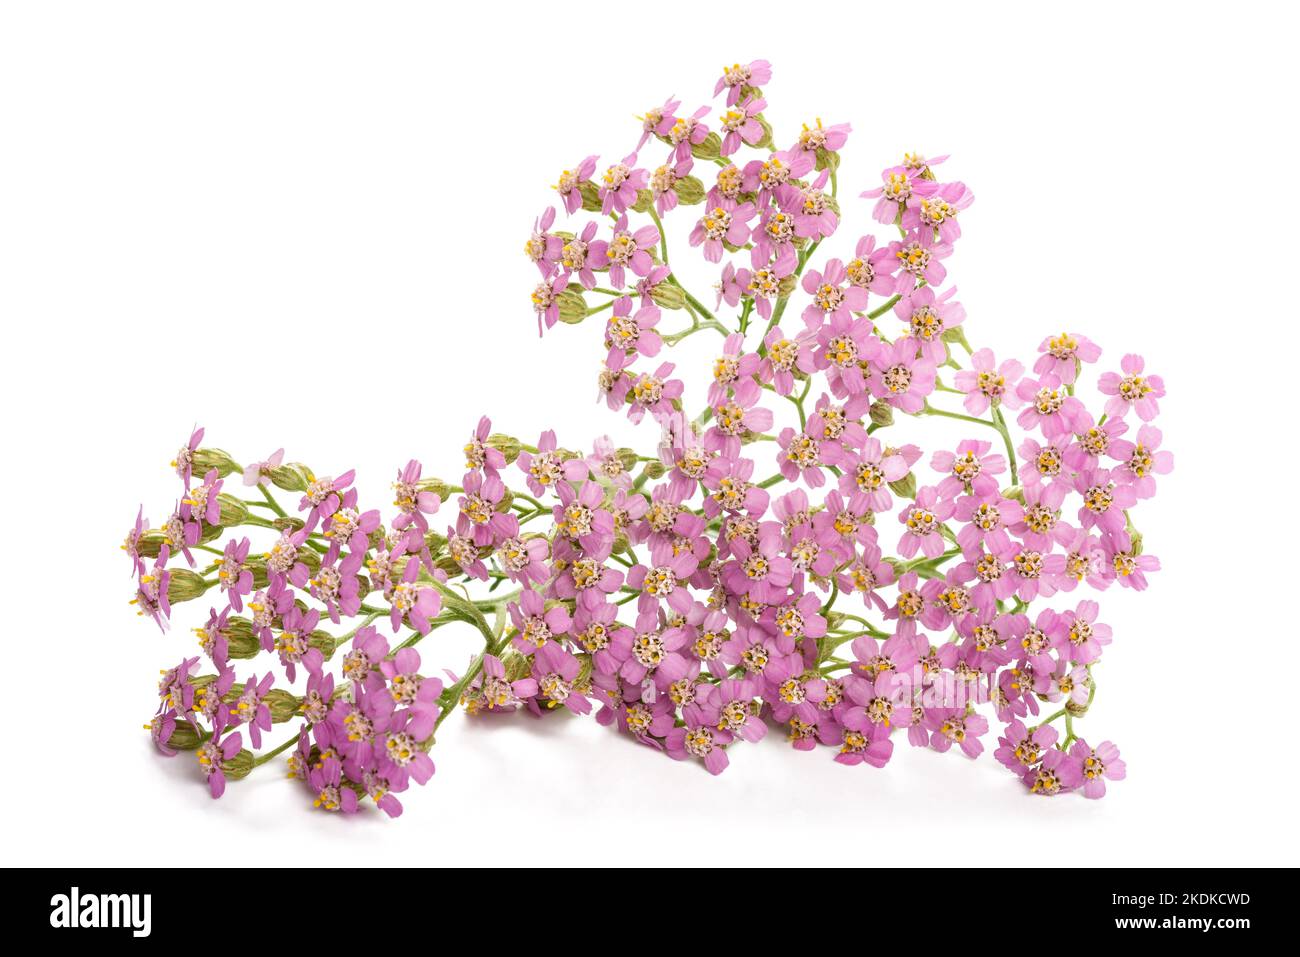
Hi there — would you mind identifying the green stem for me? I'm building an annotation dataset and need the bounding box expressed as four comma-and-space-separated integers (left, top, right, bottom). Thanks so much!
648, 206, 669, 266
992, 406, 1020, 486
251, 733, 299, 768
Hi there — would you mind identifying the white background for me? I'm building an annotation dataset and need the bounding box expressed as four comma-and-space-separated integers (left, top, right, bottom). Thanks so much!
2, 1, 1296, 867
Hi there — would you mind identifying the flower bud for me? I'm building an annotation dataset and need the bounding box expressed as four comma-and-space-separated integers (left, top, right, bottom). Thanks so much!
435, 553, 465, 577
501, 650, 532, 683
136, 529, 168, 559
309, 629, 336, 660
691, 131, 722, 161
167, 568, 209, 604
1002, 486, 1025, 503
269, 463, 312, 493
616, 448, 639, 472
869, 400, 894, 428
216, 493, 250, 527
417, 477, 455, 499
942, 326, 971, 352
270, 516, 306, 533
164, 720, 202, 751
631, 188, 654, 214
824, 611, 848, 631
642, 461, 667, 480
579, 180, 602, 212
222, 749, 254, 782
558, 287, 588, 324
888, 473, 917, 500
497, 489, 514, 513
1065, 699, 1090, 717
815, 149, 841, 172
777, 274, 798, 298
487, 433, 523, 464
192, 447, 240, 478
264, 688, 301, 723
673, 175, 706, 205
650, 281, 686, 310
224, 617, 261, 659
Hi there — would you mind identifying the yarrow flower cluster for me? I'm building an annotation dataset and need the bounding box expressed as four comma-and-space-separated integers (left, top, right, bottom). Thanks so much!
129, 61, 1166, 815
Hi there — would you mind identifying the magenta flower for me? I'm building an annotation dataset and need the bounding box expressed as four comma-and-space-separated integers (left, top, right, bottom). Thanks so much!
667, 105, 711, 160
171, 425, 204, 486
781, 169, 838, 241
388, 557, 442, 636
458, 467, 511, 545
1109, 423, 1174, 498
925, 708, 988, 759
897, 486, 954, 559
604, 296, 663, 361
552, 155, 597, 215
1034, 331, 1102, 385
894, 284, 965, 363
1064, 414, 1129, 472
954, 348, 1025, 415
863, 167, 937, 225
795, 116, 850, 155
590, 214, 659, 289
506, 587, 569, 655
627, 540, 701, 616
1069, 738, 1126, 799
242, 447, 284, 487
1026, 746, 1084, 795
801, 313, 880, 395
598, 153, 649, 216
298, 469, 355, 535
379, 648, 443, 740
714, 59, 771, 105
637, 96, 679, 148
690, 198, 755, 263
720, 526, 794, 604
838, 437, 908, 513
531, 270, 569, 335
530, 642, 591, 715
133, 546, 172, 632
196, 714, 242, 799
1014, 373, 1087, 438
707, 332, 761, 406
903, 180, 973, 246
525, 206, 563, 276
1098, 353, 1165, 421
231, 671, 275, 749
872, 342, 937, 413
933, 439, 1005, 499
800, 258, 869, 330
1073, 467, 1138, 536
994, 718, 1058, 774
216, 536, 253, 612
890, 235, 951, 287
835, 540, 896, 611
844, 234, 900, 301
1104, 531, 1161, 591
1053, 599, 1112, 664
707, 377, 773, 458
954, 491, 1023, 559
558, 220, 600, 289
718, 96, 765, 156
180, 467, 223, 543
664, 703, 733, 775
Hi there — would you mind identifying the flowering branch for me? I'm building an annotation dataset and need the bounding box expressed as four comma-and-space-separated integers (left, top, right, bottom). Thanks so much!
128, 59, 1170, 816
